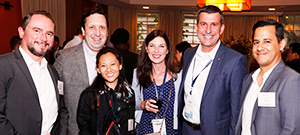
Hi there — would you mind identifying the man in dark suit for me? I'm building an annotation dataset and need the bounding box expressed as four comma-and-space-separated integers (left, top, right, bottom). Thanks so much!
235, 19, 300, 135
178, 5, 248, 135
0, 10, 68, 135
110, 28, 138, 84
54, 8, 109, 135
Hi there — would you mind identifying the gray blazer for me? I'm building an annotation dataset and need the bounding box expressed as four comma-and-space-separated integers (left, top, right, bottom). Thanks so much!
235, 60, 300, 135
54, 43, 89, 135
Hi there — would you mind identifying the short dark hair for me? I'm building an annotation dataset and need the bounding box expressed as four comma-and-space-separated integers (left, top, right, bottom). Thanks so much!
21, 10, 55, 30
175, 41, 191, 53
290, 42, 300, 56
196, 5, 224, 25
110, 28, 130, 45
9, 36, 21, 51
81, 8, 109, 30
252, 19, 284, 43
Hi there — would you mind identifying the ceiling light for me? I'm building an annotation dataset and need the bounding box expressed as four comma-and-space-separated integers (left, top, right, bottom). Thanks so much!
143, 6, 149, 10
269, 8, 275, 11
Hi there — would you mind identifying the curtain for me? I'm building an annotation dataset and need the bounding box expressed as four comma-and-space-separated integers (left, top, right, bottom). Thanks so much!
108, 6, 138, 53
221, 15, 279, 42
158, 10, 183, 47
20, 0, 66, 46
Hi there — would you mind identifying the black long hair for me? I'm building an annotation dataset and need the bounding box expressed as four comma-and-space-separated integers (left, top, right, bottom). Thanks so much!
89, 46, 125, 110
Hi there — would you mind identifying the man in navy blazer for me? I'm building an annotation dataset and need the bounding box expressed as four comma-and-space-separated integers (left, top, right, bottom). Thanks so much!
235, 19, 300, 135
0, 11, 68, 135
178, 5, 248, 135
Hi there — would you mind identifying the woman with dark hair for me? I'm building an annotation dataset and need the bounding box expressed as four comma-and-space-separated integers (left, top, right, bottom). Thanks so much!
77, 46, 135, 135
132, 29, 182, 134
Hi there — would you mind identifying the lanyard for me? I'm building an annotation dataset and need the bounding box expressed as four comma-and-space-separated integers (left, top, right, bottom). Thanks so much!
190, 58, 213, 94
153, 68, 168, 99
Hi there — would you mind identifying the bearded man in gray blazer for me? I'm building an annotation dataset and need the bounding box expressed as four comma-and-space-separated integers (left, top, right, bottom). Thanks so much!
54, 8, 109, 135
235, 19, 300, 135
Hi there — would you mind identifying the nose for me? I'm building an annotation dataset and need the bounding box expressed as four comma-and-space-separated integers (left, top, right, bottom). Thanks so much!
154, 46, 159, 53
40, 33, 47, 42
205, 25, 211, 34
107, 65, 111, 72
95, 28, 101, 36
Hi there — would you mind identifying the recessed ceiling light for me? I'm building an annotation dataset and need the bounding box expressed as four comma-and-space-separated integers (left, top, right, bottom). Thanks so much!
143, 6, 149, 10
269, 8, 275, 11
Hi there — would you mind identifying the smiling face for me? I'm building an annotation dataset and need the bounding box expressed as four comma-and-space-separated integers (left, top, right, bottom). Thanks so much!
96, 52, 122, 88
252, 25, 285, 71
146, 36, 169, 65
19, 14, 54, 57
195, 12, 225, 52
82, 13, 108, 54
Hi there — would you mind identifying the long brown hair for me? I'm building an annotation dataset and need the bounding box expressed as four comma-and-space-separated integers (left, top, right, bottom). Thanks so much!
136, 29, 179, 88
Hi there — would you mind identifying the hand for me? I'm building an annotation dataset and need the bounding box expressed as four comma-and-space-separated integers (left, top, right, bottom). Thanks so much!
144, 99, 159, 113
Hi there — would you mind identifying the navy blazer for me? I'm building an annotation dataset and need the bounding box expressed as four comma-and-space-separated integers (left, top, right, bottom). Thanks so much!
0, 48, 68, 135
178, 42, 248, 135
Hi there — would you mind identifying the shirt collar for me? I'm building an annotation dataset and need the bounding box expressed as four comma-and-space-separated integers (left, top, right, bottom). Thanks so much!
19, 46, 48, 68
196, 39, 221, 60
251, 62, 278, 84
82, 40, 95, 57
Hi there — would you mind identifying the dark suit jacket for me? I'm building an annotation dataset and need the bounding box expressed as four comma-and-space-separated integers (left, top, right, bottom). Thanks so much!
117, 49, 138, 85
0, 48, 68, 135
235, 60, 300, 135
178, 42, 248, 135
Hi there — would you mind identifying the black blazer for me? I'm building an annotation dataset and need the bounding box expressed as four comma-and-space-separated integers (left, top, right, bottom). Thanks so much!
0, 48, 68, 135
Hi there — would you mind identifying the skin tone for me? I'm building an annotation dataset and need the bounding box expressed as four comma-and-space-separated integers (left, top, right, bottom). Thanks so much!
96, 52, 122, 90
82, 13, 108, 56
18, 14, 54, 65
195, 12, 225, 52
252, 25, 286, 86
141, 36, 172, 113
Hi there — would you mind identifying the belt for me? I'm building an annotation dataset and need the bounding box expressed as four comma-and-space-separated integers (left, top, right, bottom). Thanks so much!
185, 120, 201, 130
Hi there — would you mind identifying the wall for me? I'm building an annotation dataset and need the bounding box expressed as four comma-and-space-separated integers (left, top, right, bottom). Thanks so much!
0, 0, 22, 55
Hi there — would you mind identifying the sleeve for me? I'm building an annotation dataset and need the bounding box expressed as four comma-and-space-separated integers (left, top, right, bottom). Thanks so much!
279, 74, 300, 135
58, 95, 69, 135
132, 69, 143, 110
0, 63, 20, 135
229, 55, 248, 135
77, 91, 93, 135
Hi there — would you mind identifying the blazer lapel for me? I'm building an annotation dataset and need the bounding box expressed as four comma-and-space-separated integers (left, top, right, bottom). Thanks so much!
48, 65, 59, 104
251, 60, 285, 124
14, 49, 40, 102
72, 43, 89, 85
182, 46, 198, 85
201, 43, 225, 100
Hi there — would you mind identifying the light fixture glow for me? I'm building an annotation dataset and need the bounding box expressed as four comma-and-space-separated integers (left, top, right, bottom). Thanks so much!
143, 6, 149, 10
269, 8, 275, 11
197, 0, 251, 11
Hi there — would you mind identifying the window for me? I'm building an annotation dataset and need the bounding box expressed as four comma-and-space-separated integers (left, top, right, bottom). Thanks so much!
182, 13, 200, 45
137, 13, 158, 53
282, 15, 300, 46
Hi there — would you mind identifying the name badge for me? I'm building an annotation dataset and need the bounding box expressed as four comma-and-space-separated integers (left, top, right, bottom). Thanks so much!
57, 80, 64, 95
128, 119, 134, 131
258, 92, 275, 107
151, 119, 166, 135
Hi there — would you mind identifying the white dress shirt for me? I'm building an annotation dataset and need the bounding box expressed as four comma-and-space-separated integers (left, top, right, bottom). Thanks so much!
241, 65, 277, 135
82, 41, 97, 85
19, 47, 58, 135
182, 40, 220, 124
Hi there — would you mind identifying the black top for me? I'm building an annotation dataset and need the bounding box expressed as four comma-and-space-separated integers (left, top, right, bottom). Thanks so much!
77, 79, 135, 135
286, 59, 300, 73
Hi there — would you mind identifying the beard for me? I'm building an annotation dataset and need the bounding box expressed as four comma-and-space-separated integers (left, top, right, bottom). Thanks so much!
27, 44, 51, 57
